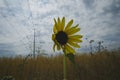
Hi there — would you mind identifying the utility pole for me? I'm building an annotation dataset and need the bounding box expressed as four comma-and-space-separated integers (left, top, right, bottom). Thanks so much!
33, 28, 35, 59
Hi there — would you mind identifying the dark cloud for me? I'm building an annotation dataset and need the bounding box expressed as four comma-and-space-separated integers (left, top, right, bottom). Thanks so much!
83, 0, 95, 9
0, 49, 15, 57
0, 43, 15, 57
103, 0, 120, 18
0, 43, 14, 50
101, 32, 120, 42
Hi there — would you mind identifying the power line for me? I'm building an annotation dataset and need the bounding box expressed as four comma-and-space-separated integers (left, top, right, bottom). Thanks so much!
1, 0, 42, 57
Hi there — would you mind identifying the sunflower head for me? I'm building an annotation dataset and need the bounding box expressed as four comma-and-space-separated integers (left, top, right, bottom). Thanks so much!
52, 17, 83, 54
56, 31, 68, 45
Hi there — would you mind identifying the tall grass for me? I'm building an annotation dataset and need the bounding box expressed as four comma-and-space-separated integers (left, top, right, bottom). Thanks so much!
0, 50, 120, 80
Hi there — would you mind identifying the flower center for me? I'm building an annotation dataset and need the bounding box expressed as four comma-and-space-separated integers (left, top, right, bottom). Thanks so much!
56, 31, 68, 45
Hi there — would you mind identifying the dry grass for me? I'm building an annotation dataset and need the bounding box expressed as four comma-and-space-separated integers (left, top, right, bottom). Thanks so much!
0, 50, 120, 80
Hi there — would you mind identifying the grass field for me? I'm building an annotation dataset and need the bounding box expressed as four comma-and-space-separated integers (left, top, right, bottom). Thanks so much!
0, 50, 120, 80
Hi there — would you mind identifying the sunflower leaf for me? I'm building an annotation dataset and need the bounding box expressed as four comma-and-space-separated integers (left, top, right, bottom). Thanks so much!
66, 53, 76, 65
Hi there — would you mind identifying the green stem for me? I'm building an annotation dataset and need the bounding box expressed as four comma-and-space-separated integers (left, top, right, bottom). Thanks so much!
63, 51, 67, 80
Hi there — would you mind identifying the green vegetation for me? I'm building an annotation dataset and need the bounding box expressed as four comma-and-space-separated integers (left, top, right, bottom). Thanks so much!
0, 50, 120, 80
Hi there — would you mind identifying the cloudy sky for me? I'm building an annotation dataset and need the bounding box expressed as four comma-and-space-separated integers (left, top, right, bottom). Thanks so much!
0, 0, 120, 56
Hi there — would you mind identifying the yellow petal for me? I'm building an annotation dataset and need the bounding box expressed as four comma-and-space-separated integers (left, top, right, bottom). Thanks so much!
69, 38, 82, 43
61, 17, 65, 30
64, 49, 70, 54
56, 43, 61, 50
54, 18, 57, 26
57, 17, 61, 31
52, 34, 55, 41
65, 24, 79, 33
65, 24, 78, 32
64, 44, 75, 54
53, 44, 56, 52
68, 35, 83, 39
68, 40, 80, 48
66, 28, 80, 35
54, 18, 59, 31
53, 24, 57, 33
65, 19, 73, 30
54, 40, 61, 50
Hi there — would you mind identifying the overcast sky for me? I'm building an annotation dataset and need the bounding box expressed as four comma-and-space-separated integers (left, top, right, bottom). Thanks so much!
0, 0, 120, 56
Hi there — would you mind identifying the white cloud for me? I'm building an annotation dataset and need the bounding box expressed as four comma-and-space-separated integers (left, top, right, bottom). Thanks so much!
0, 0, 120, 56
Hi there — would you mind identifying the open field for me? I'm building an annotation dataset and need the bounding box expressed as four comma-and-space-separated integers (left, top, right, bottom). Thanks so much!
0, 50, 120, 80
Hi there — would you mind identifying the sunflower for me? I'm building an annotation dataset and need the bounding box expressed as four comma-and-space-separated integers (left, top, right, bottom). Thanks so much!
52, 17, 82, 54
